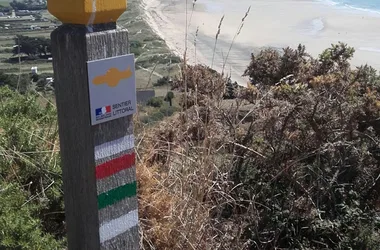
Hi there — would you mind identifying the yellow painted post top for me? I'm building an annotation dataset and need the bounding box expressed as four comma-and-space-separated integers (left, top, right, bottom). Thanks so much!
48, 0, 127, 25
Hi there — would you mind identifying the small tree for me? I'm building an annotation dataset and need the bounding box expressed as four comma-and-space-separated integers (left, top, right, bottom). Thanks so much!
164, 91, 175, 106
243, 48, 281, 86
10, 0, 28, 10
12, 35, 51, 57
223, 78, 238, 99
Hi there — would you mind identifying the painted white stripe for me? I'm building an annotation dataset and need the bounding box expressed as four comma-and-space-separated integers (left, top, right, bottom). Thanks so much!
99, 209, 139, 243
87, 0, 97, 27
95, 134, 134, 161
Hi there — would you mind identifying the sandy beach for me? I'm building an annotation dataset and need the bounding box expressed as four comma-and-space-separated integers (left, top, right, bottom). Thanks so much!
142, 0, 380, 86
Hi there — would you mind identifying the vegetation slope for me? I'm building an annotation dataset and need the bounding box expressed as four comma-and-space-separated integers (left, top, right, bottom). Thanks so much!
1, 42, 380, 249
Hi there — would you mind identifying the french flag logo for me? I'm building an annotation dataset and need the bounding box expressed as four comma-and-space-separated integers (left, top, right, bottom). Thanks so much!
96, 105, 111, 117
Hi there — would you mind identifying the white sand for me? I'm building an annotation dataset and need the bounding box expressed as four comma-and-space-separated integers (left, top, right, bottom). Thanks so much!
142, 0, 380, 86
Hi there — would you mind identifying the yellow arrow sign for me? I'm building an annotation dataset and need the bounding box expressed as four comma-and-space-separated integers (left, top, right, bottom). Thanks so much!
48, 0, 127, 25
92, 67, 133, 87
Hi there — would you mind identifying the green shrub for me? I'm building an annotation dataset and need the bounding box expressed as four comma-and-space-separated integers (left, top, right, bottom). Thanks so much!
147, 97, 163, 108
154, 76, 169, 87
223, 78, 238, 99
140, 106, 179, 125
0, 87, 65, 248
0, 185, 64, 249
130, 40, 142, 48
0, 72, 32, 93
131, 47, 143, 57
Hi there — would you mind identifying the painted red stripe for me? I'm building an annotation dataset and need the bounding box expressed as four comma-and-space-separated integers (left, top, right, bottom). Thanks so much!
96, 153, 135, 180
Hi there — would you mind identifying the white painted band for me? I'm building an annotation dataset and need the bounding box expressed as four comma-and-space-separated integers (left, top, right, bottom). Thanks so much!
99, 209, 139, 243
95, 134, 135, 161
87, 0, 97, 26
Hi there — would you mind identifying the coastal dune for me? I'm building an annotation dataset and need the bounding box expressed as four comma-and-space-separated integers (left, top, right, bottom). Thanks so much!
142, 0, 380, 86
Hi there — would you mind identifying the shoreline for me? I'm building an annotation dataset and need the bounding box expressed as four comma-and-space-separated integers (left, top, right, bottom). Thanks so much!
141, 0, 251, 86
141, 0, 380, 87
140, 0, 215, 69
318, 0, 380, 16
140, 0, 250, 86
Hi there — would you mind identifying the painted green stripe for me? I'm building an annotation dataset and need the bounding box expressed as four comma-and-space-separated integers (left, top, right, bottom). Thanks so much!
98, 181, 137, 210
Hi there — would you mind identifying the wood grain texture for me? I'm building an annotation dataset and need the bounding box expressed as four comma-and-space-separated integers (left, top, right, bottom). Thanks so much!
52, 23, 139, 250
96, 165, 136, 194
98, 196, 138, 223
52, 24, 100, 250
87, 26, 139, 250
101, 225, 139, 250
94, 135, 134, 162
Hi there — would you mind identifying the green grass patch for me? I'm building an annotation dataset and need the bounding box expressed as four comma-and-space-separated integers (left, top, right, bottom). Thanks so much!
0, 0, 12, 6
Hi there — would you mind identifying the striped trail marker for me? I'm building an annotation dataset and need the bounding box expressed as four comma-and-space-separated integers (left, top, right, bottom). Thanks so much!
50, 0, 140, 247
94, 132, 139, 249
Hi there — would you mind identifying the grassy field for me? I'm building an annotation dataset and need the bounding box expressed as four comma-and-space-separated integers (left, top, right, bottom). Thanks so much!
0, 0, 181, 97
0, 9, 53, 74
0, 0, 12, 6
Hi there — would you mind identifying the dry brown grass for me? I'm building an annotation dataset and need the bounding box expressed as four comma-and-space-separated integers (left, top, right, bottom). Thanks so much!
135, 68, 244, 248
136, 117, 214, 248
135, 50, 380, 248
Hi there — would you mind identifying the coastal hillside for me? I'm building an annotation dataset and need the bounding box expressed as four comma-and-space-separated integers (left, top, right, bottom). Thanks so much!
2, 40, 379, 249
1, 0, 380, 249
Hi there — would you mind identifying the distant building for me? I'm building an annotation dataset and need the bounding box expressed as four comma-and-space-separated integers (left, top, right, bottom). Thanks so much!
31, 66, 38, 74
46, 77, 54, 84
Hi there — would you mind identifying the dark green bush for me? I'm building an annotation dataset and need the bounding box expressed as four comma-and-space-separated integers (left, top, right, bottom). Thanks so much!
0, 87, 65, 248
228, 43, 380, 249
223, 78, 238, 99
154, 76, 169, 87
147, 97, 163, 108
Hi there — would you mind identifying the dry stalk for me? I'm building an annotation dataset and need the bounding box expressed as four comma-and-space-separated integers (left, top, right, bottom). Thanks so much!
222, 6, 251, 74
211, 15, 225, 69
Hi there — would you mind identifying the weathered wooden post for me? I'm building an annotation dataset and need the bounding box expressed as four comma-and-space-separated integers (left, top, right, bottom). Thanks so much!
48, 1, 139, 249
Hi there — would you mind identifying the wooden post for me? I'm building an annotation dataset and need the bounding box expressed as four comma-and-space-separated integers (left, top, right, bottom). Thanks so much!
48, 1, 139, 249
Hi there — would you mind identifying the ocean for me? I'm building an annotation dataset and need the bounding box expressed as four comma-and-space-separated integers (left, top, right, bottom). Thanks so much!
325, 0, 380, 13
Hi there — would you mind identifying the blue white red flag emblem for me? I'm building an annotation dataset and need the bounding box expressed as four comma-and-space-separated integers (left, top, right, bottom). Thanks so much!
96, 105, 111, 118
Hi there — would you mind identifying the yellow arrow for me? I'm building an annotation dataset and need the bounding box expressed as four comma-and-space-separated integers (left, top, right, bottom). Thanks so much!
92, 67, 133, 87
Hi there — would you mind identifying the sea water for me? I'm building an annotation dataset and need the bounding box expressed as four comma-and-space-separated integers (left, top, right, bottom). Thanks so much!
324, 0, 380, 13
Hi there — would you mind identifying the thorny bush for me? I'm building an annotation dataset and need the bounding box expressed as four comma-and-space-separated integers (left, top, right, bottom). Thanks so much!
138, 43, 380, 249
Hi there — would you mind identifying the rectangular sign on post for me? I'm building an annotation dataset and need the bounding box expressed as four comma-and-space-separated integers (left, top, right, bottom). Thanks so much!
87, 54, 137, 125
